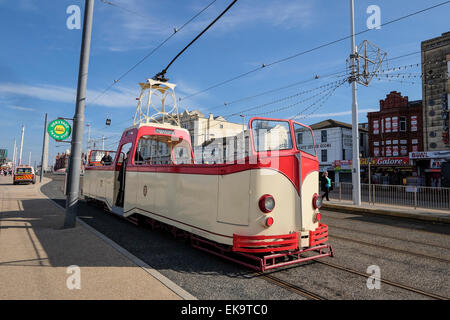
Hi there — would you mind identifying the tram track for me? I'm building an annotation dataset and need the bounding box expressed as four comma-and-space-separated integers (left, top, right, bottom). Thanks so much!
328, 224, 450, 250
316, 260, 449, 300
41, 176, 449, 300
322, 212, 450, 237
329, 233, 450, 264
258, 273, 325, 300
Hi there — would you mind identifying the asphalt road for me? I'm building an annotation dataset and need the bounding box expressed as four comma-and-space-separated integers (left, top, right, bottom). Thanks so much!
40, 174, 450, 300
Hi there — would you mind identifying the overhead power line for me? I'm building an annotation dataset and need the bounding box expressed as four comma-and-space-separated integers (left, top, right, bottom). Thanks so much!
205, 53, 425, 114
179, 1, 450, 101
228, 79, 347, 118
154, 0, 239, 81
100, 0, 148, 19
89, 0, 218, 105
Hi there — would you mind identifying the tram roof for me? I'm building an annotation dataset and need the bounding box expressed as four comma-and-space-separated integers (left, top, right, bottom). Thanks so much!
123, 121, 190, 135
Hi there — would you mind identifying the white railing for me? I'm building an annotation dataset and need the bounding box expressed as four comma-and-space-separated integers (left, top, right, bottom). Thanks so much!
320, 182, 450, 210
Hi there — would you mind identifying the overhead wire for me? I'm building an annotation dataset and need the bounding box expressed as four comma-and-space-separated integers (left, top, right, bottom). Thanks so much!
89, 0, 218, 106
204, 51, 424, 114
154, 0, 239, 80
179, 1, 450, 101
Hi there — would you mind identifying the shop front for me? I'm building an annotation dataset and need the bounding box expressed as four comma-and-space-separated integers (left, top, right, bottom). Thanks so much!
333, 160, 352, 183
410, 151, 450, 187
360, 157, 417, 185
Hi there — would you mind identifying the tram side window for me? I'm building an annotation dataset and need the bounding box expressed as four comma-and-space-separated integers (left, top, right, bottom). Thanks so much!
135, 135, 192, 165
173, 143, 192, 164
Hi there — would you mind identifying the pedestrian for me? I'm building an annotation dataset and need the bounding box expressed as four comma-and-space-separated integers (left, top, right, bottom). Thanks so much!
100, 151, 113, 166
321, 171, 332, 201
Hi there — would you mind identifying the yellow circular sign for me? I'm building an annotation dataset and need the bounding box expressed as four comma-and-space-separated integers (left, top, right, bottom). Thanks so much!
54, 125, 66, 134
48, 119, 71, 141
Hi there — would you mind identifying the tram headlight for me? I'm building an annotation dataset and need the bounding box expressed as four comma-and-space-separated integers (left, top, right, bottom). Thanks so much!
259, 194, 275, 213
312, 193, 323, 209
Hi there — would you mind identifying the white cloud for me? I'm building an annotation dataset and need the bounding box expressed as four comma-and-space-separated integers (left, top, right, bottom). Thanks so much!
8, 105, 36, 112
213, 1, 314, 30
97, 0, 314, 52
0, 82, 139, 108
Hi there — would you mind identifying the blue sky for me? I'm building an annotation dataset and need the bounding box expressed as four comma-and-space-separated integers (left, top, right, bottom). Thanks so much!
0, 0, 449, 165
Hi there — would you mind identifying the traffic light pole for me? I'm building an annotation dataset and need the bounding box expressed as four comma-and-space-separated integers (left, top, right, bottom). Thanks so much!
64, 0, 94, 228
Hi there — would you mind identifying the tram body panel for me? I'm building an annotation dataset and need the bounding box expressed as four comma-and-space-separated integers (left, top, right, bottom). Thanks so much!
123, 167, 300, 246
123, 170, 139, 215
136, 169, 156, 214
217, 170, 250, 226
300, 170, 319, 247
247, 168, 299, 234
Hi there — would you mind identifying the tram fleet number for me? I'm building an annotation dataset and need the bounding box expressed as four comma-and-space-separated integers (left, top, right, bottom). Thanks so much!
181, 304, 268, 317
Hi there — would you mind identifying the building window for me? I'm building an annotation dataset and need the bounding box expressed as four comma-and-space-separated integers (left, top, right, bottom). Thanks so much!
297, 132, 303, 144
321, 130, 327, 143
220, 124, 224, 129
321, 149, 327, 162
400, 117, 406, 131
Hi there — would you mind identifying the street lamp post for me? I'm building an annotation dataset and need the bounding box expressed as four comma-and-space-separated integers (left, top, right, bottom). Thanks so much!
64, 0, 94, 228
350, 0, 361, 205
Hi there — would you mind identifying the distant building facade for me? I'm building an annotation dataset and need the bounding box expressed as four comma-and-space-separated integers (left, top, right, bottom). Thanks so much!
297, 119, 369, 183
367, 91, 424, 158
179, 110, 245, 147
421, 31, 450, 151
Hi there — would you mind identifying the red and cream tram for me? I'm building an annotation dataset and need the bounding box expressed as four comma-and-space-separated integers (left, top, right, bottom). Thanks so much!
82, 81, 333, 271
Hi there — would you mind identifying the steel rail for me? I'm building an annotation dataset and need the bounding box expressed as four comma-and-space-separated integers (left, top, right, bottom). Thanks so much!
329, 234, 450, 263
258, 273, 326, 300
317, 260, 449, 300
321, 212, 450, 237
327, 224, 450, 251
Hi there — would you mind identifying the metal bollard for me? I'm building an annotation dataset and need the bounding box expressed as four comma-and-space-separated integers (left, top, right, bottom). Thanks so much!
414, 186, 417, 210
372, 185, 375, 205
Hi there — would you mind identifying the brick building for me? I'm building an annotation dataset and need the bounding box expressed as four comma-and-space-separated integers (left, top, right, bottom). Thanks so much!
421, 31, 450, 151
367, 91, 423, 158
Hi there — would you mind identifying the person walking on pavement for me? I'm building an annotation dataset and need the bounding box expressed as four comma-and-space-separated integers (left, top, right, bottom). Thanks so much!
321, 171, 332, 201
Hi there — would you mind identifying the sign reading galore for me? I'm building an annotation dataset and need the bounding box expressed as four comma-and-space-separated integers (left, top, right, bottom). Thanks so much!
48, 119, 71, 141
334, 157, 411, 168
361, 157, 410, 166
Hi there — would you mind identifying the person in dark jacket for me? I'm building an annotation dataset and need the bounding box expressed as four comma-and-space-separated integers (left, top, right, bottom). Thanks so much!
101, 151, 113, 165
321, 171, 332, 201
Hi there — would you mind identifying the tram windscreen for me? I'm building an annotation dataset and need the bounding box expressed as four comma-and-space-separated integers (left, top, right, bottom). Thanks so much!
135, 135, 192, 165
251, 120, 292, 152
293, 122, 316, 157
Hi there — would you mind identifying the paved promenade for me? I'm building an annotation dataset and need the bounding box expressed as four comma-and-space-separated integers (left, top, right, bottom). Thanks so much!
0, 175, 187, 300
323, 199, 450, 224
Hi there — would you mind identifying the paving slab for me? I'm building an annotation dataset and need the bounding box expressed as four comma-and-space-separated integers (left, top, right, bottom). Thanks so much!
0, 176, 190, 300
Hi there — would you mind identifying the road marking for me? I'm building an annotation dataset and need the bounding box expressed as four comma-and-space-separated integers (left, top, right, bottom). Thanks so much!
38, 178, 197, 300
